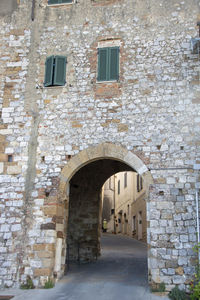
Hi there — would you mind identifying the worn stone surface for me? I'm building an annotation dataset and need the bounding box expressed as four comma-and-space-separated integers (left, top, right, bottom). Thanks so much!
0, 0, 200, 291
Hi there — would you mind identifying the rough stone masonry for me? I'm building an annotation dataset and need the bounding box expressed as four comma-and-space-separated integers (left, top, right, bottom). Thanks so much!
0, 0, 200, 292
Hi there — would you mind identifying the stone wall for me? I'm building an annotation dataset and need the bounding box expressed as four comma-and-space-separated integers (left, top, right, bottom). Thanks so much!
0, 1, 32, 288
0, 0, 200, 290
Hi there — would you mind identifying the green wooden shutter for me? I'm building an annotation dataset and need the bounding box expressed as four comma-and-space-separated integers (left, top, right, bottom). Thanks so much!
48, 0, 72, 3
98, 48, 108, 81
109, 47, 119, 81
48, 0, 59, 4
53, 56, 66, 86
44, 56, 54, 87
61, 0, 73, 3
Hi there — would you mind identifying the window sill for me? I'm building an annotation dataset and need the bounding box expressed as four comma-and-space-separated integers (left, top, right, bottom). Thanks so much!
44, 85, 66, 89
96, 80, 119, 84
48, 2, 74, 7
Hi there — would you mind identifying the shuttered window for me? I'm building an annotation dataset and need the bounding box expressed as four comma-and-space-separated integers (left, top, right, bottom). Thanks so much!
137, 174, 140, 192
48, 0, 73, 4
118, 180, 120, 195
137, 174, 143, 192
97, 47, 119, 81
44, 55, 66, 87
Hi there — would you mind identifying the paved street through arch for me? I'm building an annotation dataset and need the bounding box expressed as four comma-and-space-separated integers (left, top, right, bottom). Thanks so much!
1, 234, 168, 300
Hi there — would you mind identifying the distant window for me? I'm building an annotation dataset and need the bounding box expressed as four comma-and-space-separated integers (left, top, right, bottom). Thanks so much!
132, 216, 136, 231
127, 204, 129, 215
140, 176, 143, 190
48, 0, 73, 4
97, 47, 119, 82
118, 180, 120, 194
44, 56, 66, 87
124, 172, 127, 188
8, 155, 13, 162
137, 174, 143, 192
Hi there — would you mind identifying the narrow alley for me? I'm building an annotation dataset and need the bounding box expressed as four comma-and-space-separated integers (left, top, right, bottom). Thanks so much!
0, 234, 168, 300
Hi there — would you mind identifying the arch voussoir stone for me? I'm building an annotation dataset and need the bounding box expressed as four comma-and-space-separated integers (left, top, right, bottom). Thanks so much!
60, 143, 152, 189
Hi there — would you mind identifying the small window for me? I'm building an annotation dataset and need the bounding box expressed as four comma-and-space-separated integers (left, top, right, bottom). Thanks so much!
118, 180, 120, 194
124, 172, 127, 188
132, 216, 136, 231
8, 155, 13, 162
97, 47, 119, 82
44, 55, 66, 87
140, 176, 143, 190
48, 0, 73, 4
137, 174, 143, 192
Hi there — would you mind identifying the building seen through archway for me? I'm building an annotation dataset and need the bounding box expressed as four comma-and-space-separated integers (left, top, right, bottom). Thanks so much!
102, 171, 147, 242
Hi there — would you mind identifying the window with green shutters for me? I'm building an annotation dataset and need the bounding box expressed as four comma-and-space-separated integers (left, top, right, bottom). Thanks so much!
97, 47, 119, 82
44, 56, 66, 87
48, 0, 73, 5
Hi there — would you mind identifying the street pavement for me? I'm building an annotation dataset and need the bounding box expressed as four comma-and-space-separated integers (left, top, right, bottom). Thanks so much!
0, 234, 169, 300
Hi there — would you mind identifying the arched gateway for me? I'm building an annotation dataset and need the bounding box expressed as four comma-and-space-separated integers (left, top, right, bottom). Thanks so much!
53, 143, 153, 282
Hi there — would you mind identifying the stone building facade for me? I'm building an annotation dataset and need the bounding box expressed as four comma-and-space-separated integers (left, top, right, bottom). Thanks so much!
0, 0, 200, 291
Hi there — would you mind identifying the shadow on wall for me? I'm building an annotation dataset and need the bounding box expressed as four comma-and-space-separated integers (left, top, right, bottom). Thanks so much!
0, 0, 18, 17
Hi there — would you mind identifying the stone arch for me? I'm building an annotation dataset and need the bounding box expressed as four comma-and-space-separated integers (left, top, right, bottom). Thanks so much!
54, 143, 153, 280
59, 142, 153, 195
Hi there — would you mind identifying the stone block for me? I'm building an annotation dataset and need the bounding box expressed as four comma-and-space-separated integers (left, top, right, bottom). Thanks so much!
0, 154, 8, 162
30, 260, 42, 268
0, 224, 10, 232
11, 224, 21, 231
166, 177, 176, 184
41, 223, 56, 230
43, 206, 57, 216
173, 275, 185, 284
170, 188, 179, 196
177, 196, 184, 201
42, 258, 54, 268
56, 223, 64, 232
7, 165, 21, 175
0, 162, 4, 174
180, 235, 188, 243
34, 268, 51, 277
183, 266, 195, 275
0, 129, 13, 135
47, 244, 55, 251
33, 244, 46, 251
37, 251, 54, 258
178, 257, 188, 266
118, 123, 128, 132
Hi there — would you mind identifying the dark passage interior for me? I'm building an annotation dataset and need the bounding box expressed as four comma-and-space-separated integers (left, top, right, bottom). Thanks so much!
67, 159, 134, 263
